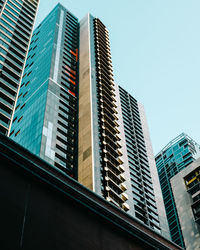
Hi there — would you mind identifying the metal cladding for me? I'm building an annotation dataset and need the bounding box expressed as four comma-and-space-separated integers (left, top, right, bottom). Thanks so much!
93, 18, 129, 211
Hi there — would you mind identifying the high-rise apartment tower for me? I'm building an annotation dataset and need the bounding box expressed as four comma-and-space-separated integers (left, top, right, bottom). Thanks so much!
78, 15, 169, 237
78, 14, 131, 212
10, 4, 79, 177
0, 0, 39, 135
118, 86, 169, 238
155, 133, 200, 248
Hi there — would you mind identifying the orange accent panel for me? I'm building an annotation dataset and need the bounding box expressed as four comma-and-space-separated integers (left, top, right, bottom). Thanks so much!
65, 70, 76, 80
65, 65, 76, 75
69, 78, 76, 85
70, 50, 76, 56
70, 49, 78, 62
68, 90, 75, 96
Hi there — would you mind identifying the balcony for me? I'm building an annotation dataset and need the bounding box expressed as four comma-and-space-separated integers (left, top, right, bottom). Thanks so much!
99, 97, 114, 110
105, 161, 121, 176
122, 202, 130, 211
104, 144, 120, 159
187, 182, 200, 195
104, 166, 122, 183
192, 200, 200, 224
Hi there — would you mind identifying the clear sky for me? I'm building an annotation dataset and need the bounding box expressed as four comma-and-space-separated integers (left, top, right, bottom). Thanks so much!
35, 0, 200, 154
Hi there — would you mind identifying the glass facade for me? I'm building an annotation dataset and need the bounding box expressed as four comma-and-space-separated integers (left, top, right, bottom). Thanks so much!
155, 133, 200, 248
11, 4, 79, 178
0, 0, 39, 135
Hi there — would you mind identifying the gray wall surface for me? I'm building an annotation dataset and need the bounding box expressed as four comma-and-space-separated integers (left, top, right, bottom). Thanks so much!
171, 158, 200, 250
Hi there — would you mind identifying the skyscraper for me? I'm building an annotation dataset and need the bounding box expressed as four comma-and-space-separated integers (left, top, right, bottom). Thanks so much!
10, 4, 79, 178
155, 133, 200, 247
78, 15, 169, 238
118, 86, 169, 238
0, 0, 39, 135
11, 3, 169, 237
78, 14, 130, 212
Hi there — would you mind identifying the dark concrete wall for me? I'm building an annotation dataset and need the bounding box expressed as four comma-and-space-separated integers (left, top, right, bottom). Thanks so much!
0, 134, 181, 250
0, 157, 147, 250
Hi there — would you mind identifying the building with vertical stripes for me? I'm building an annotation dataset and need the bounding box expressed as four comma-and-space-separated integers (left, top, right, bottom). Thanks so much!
0, 0, 39, 135
118, 86, 169, 239
78, 14, 130, 212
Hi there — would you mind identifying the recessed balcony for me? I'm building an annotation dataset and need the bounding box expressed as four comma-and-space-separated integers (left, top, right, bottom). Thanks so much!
122, 193, 128, 201
121, 183, 127, 191
122, 202, 130, 211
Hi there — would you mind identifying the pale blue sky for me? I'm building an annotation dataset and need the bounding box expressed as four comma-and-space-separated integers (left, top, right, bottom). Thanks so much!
35, 0, 200, 154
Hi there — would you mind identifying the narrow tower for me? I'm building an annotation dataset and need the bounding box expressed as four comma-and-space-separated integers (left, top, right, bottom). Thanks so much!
118, 86, 170, 238
78, 14, 129, 212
